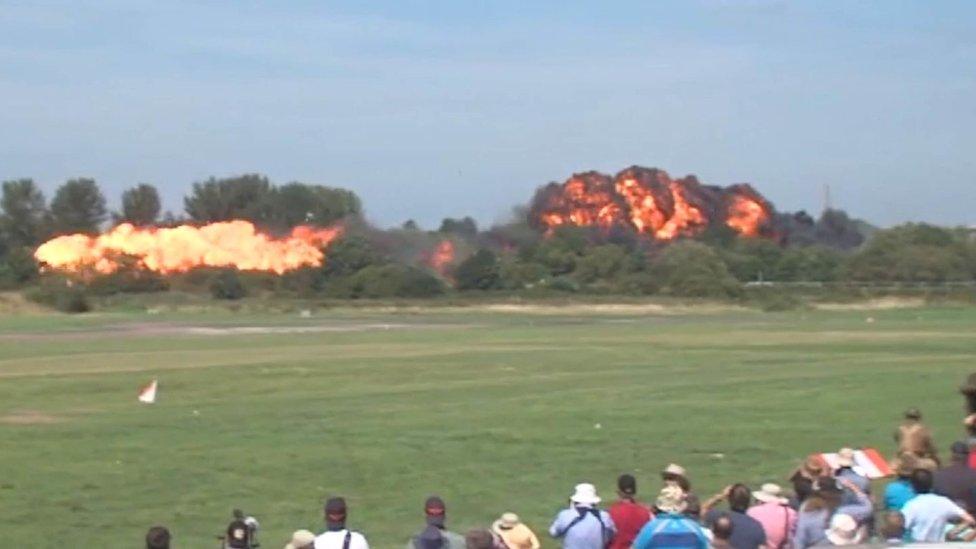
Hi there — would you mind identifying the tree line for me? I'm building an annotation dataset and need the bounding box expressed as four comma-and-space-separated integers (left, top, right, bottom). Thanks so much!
1, 174, 975, 308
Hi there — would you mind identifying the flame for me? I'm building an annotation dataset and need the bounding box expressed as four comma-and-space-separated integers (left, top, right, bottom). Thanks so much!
34, 220, 342, 275
531, 167, 772, 240
725, 195, 769, 237
426, 239, 456, 278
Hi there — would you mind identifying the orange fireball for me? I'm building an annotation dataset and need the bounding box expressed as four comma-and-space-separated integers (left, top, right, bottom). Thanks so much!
34, 220, 342, 275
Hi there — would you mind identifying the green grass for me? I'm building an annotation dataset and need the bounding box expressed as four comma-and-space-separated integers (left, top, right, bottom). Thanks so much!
1, 305, 974, 548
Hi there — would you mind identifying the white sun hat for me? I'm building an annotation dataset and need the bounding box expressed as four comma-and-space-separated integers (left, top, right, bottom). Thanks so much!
570, 483, 601, 505
752, 483, 788, 505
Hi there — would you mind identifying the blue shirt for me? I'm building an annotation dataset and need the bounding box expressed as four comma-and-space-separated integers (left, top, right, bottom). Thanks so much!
549, 506, 617, 549
632, 513, 709, 549
884, 479, 917, 510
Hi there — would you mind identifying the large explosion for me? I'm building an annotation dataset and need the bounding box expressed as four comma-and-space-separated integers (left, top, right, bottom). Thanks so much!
529, 166, 774, 240
34, 220, 342, 275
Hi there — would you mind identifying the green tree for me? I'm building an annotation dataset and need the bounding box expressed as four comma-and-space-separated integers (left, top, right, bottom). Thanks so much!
268, 182, 361, 230
0, 179, 49, 246
455, 248, 501, 290
651, 241, 741, 298
184, 174, 275, 224
720, 239, 784, 282
334, 264, 444, 298
845, 224, 971, 283
116, 183, 161, 226
773, 246, 843, 282
321, 236, 387, 278
574, 244, 628, 284
438, 216, 478, 237
49, 178, 107, 234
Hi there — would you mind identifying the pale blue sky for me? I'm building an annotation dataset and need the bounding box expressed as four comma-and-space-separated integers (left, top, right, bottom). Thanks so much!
1, 1, 974, 228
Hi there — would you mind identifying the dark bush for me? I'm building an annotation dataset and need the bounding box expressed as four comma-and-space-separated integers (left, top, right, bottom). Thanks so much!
209, 270, 247, 300
326, 264, 444, 298
25, 281, 92, 313
651, 241, 742, 298
455, 249, 501, 290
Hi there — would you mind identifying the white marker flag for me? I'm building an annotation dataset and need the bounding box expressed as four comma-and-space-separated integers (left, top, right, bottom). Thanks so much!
138, 379, 158, 404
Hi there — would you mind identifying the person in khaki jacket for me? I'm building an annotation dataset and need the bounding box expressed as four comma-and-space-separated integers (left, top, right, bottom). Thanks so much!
894, 407, 939, 467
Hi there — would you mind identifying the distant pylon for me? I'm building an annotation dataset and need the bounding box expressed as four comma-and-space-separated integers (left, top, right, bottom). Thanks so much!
822, 184, 832, 215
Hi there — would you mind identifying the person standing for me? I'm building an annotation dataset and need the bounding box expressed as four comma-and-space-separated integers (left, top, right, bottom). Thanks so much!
608, 474, 652, 549
549, 483, 617, 549
702, 484, 767, 549
314, 497, 369, 549
934, 441, 976, 513
793, 477, 872, 549
406, 496, 466, 549
884, 455, 918, 511
492, 513, 540, 549
902, 468, 976, 542
633, 485, 709, 549
895, 408, 939, 466
746, 484, 796, 549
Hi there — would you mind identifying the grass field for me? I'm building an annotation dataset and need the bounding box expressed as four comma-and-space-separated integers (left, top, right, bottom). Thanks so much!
1, 304, 974, 548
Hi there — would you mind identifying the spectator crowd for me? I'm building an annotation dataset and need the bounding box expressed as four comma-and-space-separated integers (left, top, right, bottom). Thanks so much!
143, 375, 976, 549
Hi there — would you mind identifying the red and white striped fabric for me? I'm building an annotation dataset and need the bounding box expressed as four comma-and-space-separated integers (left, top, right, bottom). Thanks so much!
818, 447, 893, 479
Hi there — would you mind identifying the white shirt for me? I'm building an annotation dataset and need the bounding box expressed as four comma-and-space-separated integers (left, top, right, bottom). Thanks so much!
314, 529, 370, 549
902, 493, 966, 542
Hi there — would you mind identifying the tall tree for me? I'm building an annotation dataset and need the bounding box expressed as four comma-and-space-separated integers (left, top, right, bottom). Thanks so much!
183, 174, 274, 224
49, 178, 107, 234
116, 183, 161, 226
268, 182, 362, 230
0, 178, 49, 246
438, 216, 478, 237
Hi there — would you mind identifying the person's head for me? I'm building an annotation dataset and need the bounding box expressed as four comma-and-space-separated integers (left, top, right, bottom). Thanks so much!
661, 464, 691, 491
493, 512, 521, 533
415, 525, 446, 549
145, 526, 171, 549
569, 483, 601, 509
825, 514, 864, 546
910, 468, 934, 494
655, 485, 687, 515
284, 529, 316, 549
951, 441, 970, 463
324, 497, 348, 530
727, 484, 751, 513
225, 520, 251, 549
806, 477, 843, 513
752, 483, 789, 506
835, 448, 856, 470
792, 476, 813, 504
464, 528, 495, 549
712, 513, 734, 542
904, 408, 922, 421
618, 473, 638, 499
424, 496, 447, 528
881, 511, 906, 541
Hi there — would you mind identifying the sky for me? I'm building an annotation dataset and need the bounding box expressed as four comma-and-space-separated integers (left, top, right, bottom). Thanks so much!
1, 0, 974, 229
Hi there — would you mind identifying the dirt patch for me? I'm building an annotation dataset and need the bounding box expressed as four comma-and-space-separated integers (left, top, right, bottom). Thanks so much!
0, 410, 63, 425
814, 298, 926, 311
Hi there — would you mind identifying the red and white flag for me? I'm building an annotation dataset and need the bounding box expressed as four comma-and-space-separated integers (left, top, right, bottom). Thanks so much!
818, 447, 893, 479
138, 379, 158, 404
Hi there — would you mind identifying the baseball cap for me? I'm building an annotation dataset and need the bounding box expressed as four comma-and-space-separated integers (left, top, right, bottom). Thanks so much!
425, 496, 446, 527
618, 474, 637, 496
325, 497, 347, 527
